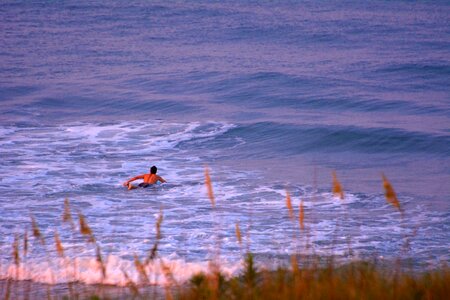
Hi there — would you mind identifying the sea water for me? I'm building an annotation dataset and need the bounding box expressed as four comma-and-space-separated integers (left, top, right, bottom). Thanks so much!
0, 0, 449, 286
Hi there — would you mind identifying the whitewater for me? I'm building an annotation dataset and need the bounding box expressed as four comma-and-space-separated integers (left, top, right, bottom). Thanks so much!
1, 0, 449, 287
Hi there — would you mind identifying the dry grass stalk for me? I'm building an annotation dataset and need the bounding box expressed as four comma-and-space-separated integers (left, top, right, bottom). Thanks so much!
96, 245, 106, 280
54, 231, 64, 257
161, 260, 177, 288
122, 269, 140, 296
285, 190, 294, 220
4, 279, 12, 300
382, 174, 402, 213
62, 198, 75, 229
165, 286, 174, 300
30, 216, 45, 245
299, 200, 305, 231
290, 254, 299, 274
332, 171, 344, 200
13, 234, 20, 268
235, 222, 242, 245
156, 209, 163, 240
134, 254, 149, 284
148, 243, 158, 263
147, 209, 164, 263
207, 261, 220, 300
204, 166, 215, 208
78, 213, 95, 243
23, 230, 28, 257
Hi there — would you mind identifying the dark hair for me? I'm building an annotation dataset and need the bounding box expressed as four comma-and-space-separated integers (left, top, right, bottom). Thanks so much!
150, 166, 157, 174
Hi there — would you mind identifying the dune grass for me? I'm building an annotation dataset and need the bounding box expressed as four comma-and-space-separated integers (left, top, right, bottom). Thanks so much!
1, 169, 449, 299
178, 254, 449, 300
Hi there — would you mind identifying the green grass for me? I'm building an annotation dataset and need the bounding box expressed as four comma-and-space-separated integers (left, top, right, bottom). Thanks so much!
176, 254, 449, 300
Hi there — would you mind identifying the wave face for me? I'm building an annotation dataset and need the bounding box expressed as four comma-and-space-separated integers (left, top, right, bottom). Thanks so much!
0, 0, 449, 287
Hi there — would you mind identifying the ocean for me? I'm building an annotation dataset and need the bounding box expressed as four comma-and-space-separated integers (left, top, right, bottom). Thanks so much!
0, 0, 449, 286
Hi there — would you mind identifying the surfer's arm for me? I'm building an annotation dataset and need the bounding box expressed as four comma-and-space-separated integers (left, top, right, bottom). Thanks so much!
123, 175, 144, 186
158, 176, 167, 183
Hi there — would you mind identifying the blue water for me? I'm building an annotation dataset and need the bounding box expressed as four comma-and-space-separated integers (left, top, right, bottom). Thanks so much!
0, 0, 449, 285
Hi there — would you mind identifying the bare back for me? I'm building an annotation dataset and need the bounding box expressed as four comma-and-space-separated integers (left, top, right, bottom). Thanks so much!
143, 173, 164, 184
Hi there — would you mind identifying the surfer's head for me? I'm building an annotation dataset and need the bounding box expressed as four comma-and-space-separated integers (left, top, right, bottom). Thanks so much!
150, 166, 157, 174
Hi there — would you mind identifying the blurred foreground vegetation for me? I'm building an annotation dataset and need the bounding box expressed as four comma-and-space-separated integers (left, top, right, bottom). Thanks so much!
176, 253, 449, 300
2, 170, 449, 299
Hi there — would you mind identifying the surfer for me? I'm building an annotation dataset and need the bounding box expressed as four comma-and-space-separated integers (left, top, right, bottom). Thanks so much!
123, 166, 167, 190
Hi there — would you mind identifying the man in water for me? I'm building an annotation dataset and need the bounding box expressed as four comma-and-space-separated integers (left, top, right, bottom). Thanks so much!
123, 165, 167, 190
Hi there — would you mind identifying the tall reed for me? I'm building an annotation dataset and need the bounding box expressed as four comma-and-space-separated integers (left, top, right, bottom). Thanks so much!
382, 173, 402, 214
3, 169, 449, 300
332, 171, 344, 200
